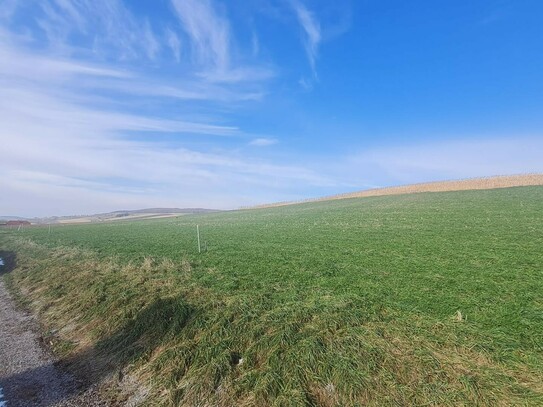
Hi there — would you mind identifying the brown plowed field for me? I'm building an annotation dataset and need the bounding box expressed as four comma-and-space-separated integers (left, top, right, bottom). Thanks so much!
255, 174, 543, 209
326, 173, 543, 200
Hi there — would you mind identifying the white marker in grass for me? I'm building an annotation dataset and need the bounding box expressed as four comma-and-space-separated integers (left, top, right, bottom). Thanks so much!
197, 225, 201, 253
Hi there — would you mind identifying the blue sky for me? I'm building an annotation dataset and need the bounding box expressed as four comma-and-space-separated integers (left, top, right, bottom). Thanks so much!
1, 0, 542, 217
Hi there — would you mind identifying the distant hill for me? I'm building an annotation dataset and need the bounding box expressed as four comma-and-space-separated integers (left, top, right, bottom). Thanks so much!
254, 174, 543, 209
324, 174, 543, 201
6, 174, 543, 222
0, 216, 29, 221
105, 208, 217, 215
6, 208, 222, 225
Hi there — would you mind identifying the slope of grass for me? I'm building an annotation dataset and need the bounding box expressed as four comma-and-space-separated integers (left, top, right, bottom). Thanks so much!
1, 186, 543, 406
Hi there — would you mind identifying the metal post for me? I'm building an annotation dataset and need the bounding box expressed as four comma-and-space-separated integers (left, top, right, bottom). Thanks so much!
197, 225, 201, 253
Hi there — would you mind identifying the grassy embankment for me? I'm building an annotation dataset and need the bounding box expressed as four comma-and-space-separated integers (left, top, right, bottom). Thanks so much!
1, 186, 542, 406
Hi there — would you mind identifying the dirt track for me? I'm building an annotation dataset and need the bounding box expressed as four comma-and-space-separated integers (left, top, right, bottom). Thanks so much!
0, 277, 107, 407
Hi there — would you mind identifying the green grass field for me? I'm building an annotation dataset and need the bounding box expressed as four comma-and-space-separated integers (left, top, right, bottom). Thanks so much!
1, 186, 543, 406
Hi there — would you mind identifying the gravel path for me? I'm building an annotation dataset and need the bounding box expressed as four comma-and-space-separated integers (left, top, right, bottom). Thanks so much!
0, 277, 108, 407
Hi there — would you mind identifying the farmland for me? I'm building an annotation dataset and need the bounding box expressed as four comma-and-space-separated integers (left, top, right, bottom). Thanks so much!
1, 186, 543, 406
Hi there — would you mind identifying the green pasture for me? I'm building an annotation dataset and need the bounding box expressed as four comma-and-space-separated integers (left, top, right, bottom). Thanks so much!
2, 186, 542, 406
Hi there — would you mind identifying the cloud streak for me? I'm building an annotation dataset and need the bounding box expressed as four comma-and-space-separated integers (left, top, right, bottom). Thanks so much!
166, 27, 182, 62
249, 138, 278, 147
28, 0, 162, 60
171, 0, 230, 71
347, 138, 543, 186
170, 0, 275, 83
291, 0, 321, 76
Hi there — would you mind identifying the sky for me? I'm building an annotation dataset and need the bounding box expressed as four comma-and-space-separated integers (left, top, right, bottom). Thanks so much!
1, 0, 543, 217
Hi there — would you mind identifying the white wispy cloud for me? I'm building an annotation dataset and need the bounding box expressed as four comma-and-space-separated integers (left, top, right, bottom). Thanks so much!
170, 0, 275, 83
0, 0, 18, 21
5, 1, 276, 82
200, 66, 275, 83
0, 40, 263, 104
165, 27, 182, 62
171, 0, 230, 71
251, 31, 260, 56
2, 91, 238, 136
10, 0, 162, 61
50, 0, 88, 32
298, 76, 313, 91
249, 138, 278, 147
143, 20, 161, 60
291, 0, 321, 76
347, 138, 543, 185
0, 42, 131, 80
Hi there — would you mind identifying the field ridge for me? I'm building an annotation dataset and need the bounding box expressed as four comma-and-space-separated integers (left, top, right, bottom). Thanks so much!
253, 173, 543, 209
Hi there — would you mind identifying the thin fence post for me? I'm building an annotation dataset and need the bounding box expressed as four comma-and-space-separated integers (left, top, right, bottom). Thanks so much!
197, 225, 201, 253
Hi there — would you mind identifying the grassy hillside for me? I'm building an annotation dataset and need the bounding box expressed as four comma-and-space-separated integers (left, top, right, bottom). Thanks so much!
254, 174, 543, 208
1, 186, 543, 406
